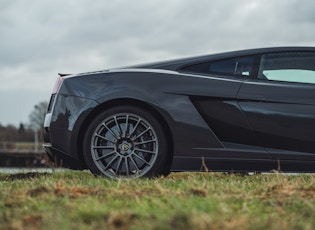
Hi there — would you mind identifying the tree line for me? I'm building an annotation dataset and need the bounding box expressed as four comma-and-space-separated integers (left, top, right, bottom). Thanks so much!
0, 101, 48, 143
0, 123, 34, 142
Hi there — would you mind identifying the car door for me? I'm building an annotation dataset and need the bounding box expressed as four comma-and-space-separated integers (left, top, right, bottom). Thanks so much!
181, 54, 271, 159
237, 51, 315, 160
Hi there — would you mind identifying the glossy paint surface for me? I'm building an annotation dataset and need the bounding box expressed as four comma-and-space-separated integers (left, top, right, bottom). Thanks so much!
44, 47, 315, 172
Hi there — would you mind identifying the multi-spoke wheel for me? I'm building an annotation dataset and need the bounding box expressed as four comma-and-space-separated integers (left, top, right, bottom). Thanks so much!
83, 106, 169, 179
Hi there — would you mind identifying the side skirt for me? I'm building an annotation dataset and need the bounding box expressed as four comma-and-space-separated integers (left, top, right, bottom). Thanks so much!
171, 156, 315, 173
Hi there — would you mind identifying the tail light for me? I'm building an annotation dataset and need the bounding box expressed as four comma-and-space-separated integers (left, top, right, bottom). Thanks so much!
48, 74, 71, 112
52, 73, 72, 94
47, 94, 56, 113
52, 77, 65, 94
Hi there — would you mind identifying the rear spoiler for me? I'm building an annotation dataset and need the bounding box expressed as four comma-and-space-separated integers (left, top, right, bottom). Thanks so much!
58, 73, 71, 77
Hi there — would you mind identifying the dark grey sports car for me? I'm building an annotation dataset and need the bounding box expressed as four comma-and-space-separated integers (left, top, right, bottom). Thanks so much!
44, 47, 315, 178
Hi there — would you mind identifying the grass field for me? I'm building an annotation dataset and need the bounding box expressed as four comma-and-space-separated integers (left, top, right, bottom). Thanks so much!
0, 170, 314, 230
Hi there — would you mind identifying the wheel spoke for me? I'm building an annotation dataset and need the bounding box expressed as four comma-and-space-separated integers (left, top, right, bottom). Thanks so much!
134, 139, 156, 145
129, 118, 141, 136
95, 134, 116, 144
93, 145, 115, 149
103, 155, 118, 171
132, 127, 151, 141
114, 116, 123, 136
129, 156, 140, 173
134, 148, 157, 155
125, 115, 130, 137
95, 151, 116, 161
132, 153, 151, 166
125, 157, 130, 176
115, 156, 123, 175
102, 123, 119, 139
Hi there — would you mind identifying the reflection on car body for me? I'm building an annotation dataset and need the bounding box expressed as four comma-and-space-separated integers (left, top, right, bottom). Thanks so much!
44, 47, 315, 178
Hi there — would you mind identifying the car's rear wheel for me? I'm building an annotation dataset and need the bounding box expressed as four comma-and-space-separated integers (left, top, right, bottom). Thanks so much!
83, 105, 169, 179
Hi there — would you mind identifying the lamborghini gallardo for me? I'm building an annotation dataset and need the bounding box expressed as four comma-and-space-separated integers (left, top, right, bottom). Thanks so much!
44, 47, 315, 178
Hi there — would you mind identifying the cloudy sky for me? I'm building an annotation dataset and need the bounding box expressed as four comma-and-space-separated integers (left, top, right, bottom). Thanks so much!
1, 0, 315, 126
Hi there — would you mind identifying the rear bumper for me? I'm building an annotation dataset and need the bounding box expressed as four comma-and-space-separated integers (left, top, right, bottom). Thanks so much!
43, 94, 99, 164
43, 143, 84, 169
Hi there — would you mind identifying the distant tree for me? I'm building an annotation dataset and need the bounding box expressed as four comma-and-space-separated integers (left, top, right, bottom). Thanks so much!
5, 125, 17, 142
0, 124, 6, 142
17, 123, 33, 142
18, 123, 25, 133
29, 101, 48, 142
0, 102, 48, 144
0, 123, 33, 143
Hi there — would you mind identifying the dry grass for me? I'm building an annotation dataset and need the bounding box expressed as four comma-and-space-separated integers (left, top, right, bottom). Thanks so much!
0, 171, 314, 229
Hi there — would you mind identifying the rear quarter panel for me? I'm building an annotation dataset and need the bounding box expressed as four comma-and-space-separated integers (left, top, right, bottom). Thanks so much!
52, 70, 243, 160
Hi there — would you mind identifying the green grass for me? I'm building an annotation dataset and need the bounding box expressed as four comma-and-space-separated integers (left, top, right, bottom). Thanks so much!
0, 171, 314, 230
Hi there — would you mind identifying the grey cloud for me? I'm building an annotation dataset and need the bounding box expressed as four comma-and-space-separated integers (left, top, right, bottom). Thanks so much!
1, 0, 315, 125
280, 0, 315, 23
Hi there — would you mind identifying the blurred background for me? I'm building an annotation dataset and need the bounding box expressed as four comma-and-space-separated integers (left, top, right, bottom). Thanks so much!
1, 0, 315, 167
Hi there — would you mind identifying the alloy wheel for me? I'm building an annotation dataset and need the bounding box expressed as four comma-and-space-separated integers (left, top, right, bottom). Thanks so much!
90, 113, 159, 178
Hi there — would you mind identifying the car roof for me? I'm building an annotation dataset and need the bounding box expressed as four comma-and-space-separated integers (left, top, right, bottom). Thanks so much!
127, 47, 315, 71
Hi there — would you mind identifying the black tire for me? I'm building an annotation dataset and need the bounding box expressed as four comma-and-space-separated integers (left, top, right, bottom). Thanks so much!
83, 105, 170, 179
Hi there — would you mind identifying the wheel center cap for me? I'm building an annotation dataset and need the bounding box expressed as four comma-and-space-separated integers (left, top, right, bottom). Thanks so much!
121, 143, 130, 151
117, 140, 133, 155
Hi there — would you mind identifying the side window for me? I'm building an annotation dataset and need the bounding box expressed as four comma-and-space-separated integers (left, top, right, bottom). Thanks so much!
181, 56, 257, 77
258, 52, 315, 84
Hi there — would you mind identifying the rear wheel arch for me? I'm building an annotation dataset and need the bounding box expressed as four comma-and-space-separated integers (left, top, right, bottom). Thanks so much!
76, 98, 174, 175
